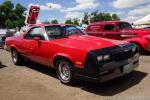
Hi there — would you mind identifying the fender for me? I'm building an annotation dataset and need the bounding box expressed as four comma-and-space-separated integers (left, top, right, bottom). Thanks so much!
52, 53, 84, 68
126, 37, 150, 51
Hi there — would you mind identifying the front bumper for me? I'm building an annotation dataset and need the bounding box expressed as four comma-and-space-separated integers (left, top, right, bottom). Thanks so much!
99, 55, 139, 82
74, 43, 140, 83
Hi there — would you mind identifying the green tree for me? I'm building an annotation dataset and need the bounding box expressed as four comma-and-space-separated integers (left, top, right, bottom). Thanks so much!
42, 20, 51, 24
82, 12, 89, 24
73, 19, 79, 26
0, 1, 26, 28
51, 19, 58, 24
112, 13, 120, 21
83, 11, 120, 24
65, 19, 73, 24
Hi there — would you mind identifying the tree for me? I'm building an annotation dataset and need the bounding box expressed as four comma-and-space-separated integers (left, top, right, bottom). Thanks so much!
73, 19, 79, 26
112, 13, 120, 21
51, 19, 58, 24
82, 11, 120, 24
82, 12, 89, 25
65, 19, 73, 24
42, 20, 51, 24
0, 1, 26, 28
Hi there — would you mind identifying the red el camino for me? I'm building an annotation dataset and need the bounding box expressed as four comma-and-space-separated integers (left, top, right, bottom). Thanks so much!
5, 24, 139, 85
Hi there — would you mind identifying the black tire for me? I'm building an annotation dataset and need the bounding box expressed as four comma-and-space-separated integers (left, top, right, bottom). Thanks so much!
11, 49, 24, 65
132, 43, 142, 53
56, 59, 75, 85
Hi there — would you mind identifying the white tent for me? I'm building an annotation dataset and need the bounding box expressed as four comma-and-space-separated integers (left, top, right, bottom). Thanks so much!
134, 14, 150, 25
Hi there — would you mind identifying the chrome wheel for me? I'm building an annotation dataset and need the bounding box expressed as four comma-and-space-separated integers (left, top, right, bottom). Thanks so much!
12, 50, 17, 63
58, 61, 71, 82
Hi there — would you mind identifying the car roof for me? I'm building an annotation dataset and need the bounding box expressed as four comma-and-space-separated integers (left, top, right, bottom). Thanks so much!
89, 21, 128, 25
29, 24, 74, 27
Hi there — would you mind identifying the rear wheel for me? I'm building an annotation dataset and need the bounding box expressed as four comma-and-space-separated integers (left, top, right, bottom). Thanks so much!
11, 49, 24, 65
56, 59, 75, 85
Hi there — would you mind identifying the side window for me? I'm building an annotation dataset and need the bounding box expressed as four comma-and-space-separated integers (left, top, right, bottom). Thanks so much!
104, 24, 115, 31
25, 27, 45, 40
45, 26, 62, 39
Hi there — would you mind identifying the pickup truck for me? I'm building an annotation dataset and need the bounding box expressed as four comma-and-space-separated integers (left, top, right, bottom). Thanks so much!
5, 24, 139, 85
86, 21, 150, 52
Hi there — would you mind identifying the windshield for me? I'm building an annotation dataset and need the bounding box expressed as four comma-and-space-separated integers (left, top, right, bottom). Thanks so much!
118, 22, 132, 29
45, 25, 86, 39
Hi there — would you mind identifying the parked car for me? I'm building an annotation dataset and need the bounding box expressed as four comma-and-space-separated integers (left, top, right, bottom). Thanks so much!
0, 34, 6, 48
5, 24, 139, 85
86, 21, 150, 52
144, 27, 150, 29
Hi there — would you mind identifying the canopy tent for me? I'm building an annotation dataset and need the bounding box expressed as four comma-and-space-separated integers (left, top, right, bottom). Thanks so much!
134, 14, 150, 25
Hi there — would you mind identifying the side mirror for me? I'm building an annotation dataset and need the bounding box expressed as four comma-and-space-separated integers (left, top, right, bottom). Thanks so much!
34, 36, 40, 41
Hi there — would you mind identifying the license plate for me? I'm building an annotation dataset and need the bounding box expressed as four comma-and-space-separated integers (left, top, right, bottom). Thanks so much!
123, 63, 133, 74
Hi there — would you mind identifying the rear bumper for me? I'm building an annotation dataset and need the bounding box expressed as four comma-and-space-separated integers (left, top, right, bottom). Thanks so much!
74, 53, 139, 83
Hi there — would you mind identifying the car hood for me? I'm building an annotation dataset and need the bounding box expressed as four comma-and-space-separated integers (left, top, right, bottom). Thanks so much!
52, 35, 128, 51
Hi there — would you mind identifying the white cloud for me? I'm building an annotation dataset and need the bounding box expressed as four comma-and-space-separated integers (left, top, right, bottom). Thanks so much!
63, 0, 99, 12
109, 11, 125, 16
128, 4, 150, 16
39, 3, 62, 10
65, 12, 83, 19
122, 4, 150, 22
123, 15, 142, 22
112, 0, 150, 8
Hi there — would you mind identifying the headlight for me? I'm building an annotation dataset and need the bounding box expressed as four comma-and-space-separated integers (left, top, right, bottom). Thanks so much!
103, 55, 110, 61
97, 56, 103, 61
97, 55, 110, 61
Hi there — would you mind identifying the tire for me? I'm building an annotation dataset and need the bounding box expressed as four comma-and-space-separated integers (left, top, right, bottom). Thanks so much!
11, 49, 24, 65
56, 59, 75, 85
132, 43, 142, 53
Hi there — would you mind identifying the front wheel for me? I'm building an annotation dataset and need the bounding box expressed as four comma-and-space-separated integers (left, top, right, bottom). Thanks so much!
132, 43, 142, 53
11, 49, 24, 65
56, 59, 75, 85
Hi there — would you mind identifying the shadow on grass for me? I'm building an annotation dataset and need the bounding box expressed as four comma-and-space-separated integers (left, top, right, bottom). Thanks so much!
23, 61, 147, 96
75, 71, 147, 96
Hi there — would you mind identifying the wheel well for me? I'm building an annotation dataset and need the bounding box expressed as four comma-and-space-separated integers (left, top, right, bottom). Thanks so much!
10, 47, 16, 52
53, 56, 73, 67
130, 42, 142, 48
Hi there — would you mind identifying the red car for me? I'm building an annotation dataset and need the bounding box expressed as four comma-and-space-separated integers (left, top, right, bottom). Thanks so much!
5, 24, 139, 84
86, 21, 150, 52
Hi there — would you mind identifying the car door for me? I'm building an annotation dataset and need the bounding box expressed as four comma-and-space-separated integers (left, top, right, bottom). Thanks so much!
103, 24, 119, 39
86, 25, 104, 37
22, 27, 50, 66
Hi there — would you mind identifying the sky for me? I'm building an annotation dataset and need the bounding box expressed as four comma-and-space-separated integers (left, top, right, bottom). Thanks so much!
0, 0, 150, 23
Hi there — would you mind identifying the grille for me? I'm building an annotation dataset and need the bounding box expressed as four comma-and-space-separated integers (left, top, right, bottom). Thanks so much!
112, 50, 133, 61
